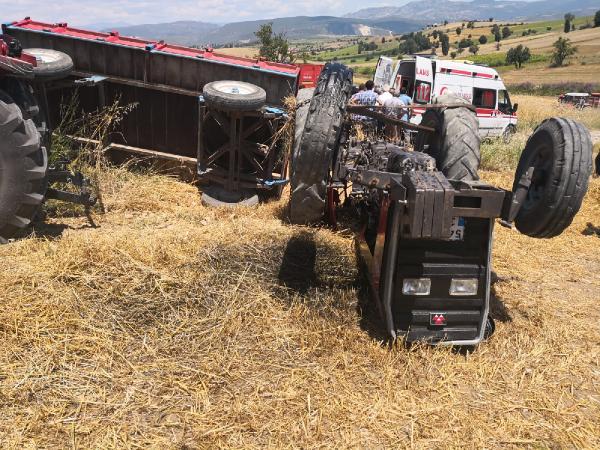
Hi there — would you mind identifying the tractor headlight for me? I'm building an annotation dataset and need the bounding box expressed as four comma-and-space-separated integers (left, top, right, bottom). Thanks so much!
402, 278, 431, 296
449, 278, 478, 296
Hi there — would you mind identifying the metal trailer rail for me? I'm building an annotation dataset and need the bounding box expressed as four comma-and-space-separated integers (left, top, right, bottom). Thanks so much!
3, 18, 300, 162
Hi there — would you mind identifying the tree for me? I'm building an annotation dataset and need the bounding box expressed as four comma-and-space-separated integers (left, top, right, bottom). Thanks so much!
432, 29, 439, 39
440, 33, 450, 56
564, 13, 575, 33
478, 35, 488, 44
255, 23, 291, 63
489, 17, 494, 22
458, 38, 473, 48
551, 37, 577, 67
502, 26, 512, 39
443, 20, 448, 26
469, 44, 479, 55
494, 30, 501, 42
381, 37, 386, 44
506, 44, 531, 68
595, 10, 600, 27
450, 51, 457, 59
456, 27, 462, 35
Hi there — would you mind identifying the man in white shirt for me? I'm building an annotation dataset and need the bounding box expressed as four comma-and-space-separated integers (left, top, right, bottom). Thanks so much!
377, 87, 394, 106
384, 90, 406, 142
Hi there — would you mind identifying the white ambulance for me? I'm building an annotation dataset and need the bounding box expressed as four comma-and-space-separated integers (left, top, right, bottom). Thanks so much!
374, 55, 518, 139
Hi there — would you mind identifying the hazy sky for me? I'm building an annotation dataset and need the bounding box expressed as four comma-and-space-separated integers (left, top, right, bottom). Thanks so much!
2, 0, 535, 27
3, 0, 410, 27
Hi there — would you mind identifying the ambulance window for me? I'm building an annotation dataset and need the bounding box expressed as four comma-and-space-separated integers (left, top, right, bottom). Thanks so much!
498, 90, 512, 114
473, 88, 496, 109
414, 81, 432, 104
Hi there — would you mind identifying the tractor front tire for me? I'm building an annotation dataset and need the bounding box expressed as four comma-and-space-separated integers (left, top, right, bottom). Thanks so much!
0, 91, 48, 243
513, 117, 592, 238
289, 63, 353, 224
415, 94, 481, 181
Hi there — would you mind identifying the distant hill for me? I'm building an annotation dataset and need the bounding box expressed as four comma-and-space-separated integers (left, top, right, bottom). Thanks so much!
107, 16, 425, 46
346, 0, 600, 23
103, 21, 220, 44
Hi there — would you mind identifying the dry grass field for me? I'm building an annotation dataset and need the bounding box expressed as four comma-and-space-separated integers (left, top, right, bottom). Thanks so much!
0, 98, 599, 448
215, 47, 260, 59
478, 26, 600, 57
501, 62, 600, 85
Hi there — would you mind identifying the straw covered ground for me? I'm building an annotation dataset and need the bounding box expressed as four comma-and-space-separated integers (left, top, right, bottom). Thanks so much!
1, 99, 600, 447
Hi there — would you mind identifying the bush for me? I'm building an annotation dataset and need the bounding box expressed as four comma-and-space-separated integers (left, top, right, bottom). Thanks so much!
479, 35, 488, 44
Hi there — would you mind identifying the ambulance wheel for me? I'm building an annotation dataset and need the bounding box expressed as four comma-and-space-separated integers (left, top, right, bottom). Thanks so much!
502, 124, 516, 143
414, 94, 481, 181
289, 63, 353, 224
513, 118, 592, 238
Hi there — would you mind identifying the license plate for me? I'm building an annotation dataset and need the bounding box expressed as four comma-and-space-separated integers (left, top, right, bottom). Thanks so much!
449, 217, 465, 241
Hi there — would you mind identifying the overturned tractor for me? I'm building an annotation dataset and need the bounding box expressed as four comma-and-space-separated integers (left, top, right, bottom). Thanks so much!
290, 63, 593, 345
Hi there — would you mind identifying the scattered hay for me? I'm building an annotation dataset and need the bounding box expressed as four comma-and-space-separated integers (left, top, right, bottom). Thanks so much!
0, 165, 598, 448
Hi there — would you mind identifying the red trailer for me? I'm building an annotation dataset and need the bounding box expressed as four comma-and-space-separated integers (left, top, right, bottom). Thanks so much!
297, 63, 324, 89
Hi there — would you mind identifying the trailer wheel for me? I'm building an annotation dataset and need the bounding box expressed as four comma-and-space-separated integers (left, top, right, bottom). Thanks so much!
202, 81, 266, 111
513, 117, 592, 238
0, 91, 48, 243
289, 63, 353, 224
201, 186, 259, 208
24, 48, 73, 80
415, 94, 481, 181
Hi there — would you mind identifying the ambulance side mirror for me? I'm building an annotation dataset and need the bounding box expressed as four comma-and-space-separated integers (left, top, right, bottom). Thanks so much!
512, 103, 519, 113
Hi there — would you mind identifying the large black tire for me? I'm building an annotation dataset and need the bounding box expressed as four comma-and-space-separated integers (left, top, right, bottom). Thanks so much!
291, 88, 315, 167
202, 81, 266, 111
25, 48, 73, 80
513, 118, 592, 238
289, 63, 353, 224
0, 90, 48, 243
415, 94, 481, 181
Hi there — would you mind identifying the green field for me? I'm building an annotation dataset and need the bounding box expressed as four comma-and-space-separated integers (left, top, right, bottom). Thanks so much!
309, 15, 598, 84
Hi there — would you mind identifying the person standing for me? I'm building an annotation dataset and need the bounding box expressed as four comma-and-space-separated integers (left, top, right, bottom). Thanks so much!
383, 90, 405, 142
350, 80, 378, 125
377, 87, 394, 106
398, 87, 413, 122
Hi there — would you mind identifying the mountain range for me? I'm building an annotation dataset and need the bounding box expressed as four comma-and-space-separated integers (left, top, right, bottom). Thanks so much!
346, 0, 600, 23
105, 0, 600, 46
107, 16, 424, 46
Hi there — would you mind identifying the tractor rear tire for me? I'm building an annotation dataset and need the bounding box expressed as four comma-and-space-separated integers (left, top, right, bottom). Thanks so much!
289, 63, 353, 224
0, 91, 48, 243
415, 94, 481, 181
513, 117, 592, 238
291, 88, 315, 168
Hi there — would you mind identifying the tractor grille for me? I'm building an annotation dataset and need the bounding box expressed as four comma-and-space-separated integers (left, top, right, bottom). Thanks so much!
390, 217, 493, 344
